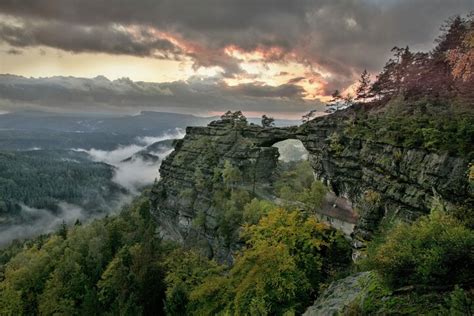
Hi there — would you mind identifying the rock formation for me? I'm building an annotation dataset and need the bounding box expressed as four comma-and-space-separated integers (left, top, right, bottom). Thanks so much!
303, 271, 375, 315
151, 109, 472, 258
300, 109, 472, 257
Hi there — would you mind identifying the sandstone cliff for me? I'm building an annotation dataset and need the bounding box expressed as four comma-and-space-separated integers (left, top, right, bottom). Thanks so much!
300, 109, 472, 255
150, 109, 473, 259
150, 115, 297, 260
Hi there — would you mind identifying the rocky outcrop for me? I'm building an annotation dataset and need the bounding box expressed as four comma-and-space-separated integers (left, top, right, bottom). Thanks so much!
150, 117, 299, 260
303, 271, 375, 316
150, 110, 472, 258
300, 111, 472, 254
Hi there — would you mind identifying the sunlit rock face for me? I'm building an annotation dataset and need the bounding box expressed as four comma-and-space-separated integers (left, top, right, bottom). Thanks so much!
150, 109, 472, 260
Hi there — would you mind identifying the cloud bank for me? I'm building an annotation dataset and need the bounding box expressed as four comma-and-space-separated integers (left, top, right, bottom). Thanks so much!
0, 0, 471, 100
0, 74, 323, 116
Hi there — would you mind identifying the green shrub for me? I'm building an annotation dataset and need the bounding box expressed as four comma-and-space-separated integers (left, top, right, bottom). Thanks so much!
274, 160, 327, 212
164, 249, 224, 316
243, 198, 276, 225
274, 160, 314, 196
444, 286, 474, 315
367, 210, 474, 288
328, 133, 344, 155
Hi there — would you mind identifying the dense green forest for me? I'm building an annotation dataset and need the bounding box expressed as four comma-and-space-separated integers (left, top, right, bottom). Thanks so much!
0, 163, 353, 315
0, 174, 472, 315
0, 193, 165, 315
0, 150, 126, 221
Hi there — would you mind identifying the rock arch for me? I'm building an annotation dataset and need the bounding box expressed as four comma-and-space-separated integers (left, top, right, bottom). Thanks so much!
151, 112, 471, 259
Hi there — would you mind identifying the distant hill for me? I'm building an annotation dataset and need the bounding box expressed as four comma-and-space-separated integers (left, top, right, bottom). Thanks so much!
0, 111, 208, 150
122, 139, 177, 163
0, 111, 300, 150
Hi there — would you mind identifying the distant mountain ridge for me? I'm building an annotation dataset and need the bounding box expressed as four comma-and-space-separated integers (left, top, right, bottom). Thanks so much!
0, 110, 300, 150
122, 139, 177, 163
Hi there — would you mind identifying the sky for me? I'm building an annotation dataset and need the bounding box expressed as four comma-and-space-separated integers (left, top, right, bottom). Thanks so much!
0, 0, 472, 118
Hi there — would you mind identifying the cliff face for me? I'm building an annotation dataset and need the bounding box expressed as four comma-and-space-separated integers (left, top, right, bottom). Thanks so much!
299, 111, 472, 255
149, 117, 298, 260
150, 110, 472, 258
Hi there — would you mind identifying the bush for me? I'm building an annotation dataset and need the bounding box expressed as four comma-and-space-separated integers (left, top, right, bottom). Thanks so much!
367, 210, 474, 288
164, 249, 224, 316
274, 160, 328, 212
243, 198, 276, 225
444, 286, 474, 315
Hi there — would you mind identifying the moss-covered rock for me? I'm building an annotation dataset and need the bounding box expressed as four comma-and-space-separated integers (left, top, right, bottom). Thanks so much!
301, 108, 473, 244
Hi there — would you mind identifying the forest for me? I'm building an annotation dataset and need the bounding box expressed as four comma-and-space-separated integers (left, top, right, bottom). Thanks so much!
0, 180, 471, 315
0, 150, 126, 220
0, 159, 352, 315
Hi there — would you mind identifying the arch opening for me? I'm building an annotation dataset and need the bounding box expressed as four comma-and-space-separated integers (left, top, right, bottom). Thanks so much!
270, 139, 357, 236
272, 139, 308, 162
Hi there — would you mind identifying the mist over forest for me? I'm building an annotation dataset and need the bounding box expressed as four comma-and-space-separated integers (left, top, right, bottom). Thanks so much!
0, 112, 195, 244
0, 111, 301, 245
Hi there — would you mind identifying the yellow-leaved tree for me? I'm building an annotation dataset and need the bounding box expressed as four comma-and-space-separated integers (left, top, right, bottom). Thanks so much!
186, 208, 351, 315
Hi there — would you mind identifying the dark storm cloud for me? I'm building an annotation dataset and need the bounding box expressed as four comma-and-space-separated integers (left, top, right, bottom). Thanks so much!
187, 49, 243, 78
0, 0, 472, 89
0, 20, 183, 58
0, 0, 307, 41
299, 0, 473, 76
0, 75, 323, 115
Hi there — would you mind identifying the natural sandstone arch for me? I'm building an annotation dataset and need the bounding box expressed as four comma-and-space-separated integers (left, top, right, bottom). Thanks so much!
152, 112, 471, 260
242, 125, 300, 147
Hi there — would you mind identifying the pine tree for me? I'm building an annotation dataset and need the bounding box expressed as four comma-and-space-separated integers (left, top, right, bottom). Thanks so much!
356, 69, 371, 101
58, 221, 68, 239
302, 110, 317, 123
261, 115, 275, 128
